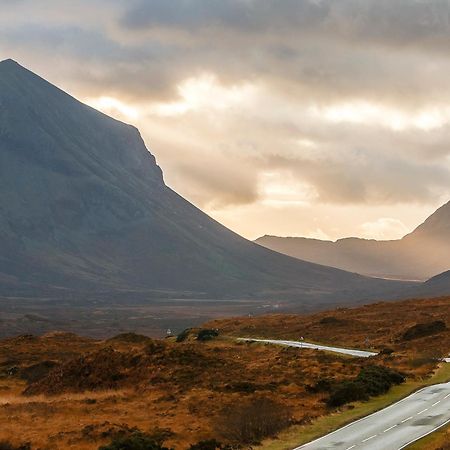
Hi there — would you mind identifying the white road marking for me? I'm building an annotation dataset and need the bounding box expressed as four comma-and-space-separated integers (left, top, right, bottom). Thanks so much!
432, 401, 441, 406
383, 424, 397, 432
362, 435, 377, 442
417, 408, 428, 415
345, 446, 356, 450
444, 393, 450, 399
401, 416, 413, 423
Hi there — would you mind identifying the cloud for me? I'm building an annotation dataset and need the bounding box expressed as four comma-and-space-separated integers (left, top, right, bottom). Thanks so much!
360, 218, 410, 240
1, 0, 450, 239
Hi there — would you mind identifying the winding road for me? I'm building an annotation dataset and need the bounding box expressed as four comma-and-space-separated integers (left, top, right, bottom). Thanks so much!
238, 338, 377, 358
238, 338, 450, 449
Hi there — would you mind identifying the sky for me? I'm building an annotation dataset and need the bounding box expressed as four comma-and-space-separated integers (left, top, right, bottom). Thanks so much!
1, 0, 450, 241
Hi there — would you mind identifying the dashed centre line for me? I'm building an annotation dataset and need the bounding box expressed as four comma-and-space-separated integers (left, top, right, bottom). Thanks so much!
362, 435, 377, 442
401, 416, 413, 423
432, 400, 441, 406
383, 424, 397, 432
417, 408, 428, 415
345, 446, 356, 450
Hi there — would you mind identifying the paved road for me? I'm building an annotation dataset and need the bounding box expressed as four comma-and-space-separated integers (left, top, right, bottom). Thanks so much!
295, 382, 450, 450
238, 338, 377, 358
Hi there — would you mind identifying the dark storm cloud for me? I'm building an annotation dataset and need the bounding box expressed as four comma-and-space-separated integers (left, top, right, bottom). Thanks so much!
121, 0, 450, 46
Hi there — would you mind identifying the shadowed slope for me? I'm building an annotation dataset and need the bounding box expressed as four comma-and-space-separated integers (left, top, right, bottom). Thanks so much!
0, 59, 411, 303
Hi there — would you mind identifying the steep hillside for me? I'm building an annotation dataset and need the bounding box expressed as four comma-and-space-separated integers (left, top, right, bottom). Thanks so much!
0, 59, 410, 303
256, 202, 450, 282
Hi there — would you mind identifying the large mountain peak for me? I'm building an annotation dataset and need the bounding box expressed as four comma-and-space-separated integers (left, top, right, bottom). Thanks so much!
0, 60, 410, 302
407, 200, 450, 240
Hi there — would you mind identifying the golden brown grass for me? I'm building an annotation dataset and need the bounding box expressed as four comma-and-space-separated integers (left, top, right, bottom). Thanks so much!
0, 297, 448, 449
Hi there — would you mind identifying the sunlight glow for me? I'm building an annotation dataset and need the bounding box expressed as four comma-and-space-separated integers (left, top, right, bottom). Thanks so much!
310, 101, 450, 131
259, 171, 318, 207
86, 96, 139, 120
154, 73, 256, 116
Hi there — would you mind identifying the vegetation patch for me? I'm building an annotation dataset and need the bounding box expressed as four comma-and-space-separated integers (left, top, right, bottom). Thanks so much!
216, 396, 291, 444
402, 321, 447, 341
99, 430, 173, 450
0, 442, 31, 450
327, 365, 405, 407
197, 329, 219, 342
19, 360, 58, 383
107, 333, 153, 345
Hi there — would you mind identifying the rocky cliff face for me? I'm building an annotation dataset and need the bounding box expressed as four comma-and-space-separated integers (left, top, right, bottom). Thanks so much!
0, 59, 411, 303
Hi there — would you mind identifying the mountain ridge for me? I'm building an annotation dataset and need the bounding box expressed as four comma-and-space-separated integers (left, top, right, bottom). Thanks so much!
256, 200, 450, 281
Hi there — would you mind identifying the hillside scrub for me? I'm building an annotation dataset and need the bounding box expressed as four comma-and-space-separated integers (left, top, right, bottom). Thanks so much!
1, 297, 449, 449
197, 329, 219, 342
216, 397, 291, 443
99, 431, 172, 450
402, 321, 447, 341
0, 443, 31, 450
327, 365, 405, 407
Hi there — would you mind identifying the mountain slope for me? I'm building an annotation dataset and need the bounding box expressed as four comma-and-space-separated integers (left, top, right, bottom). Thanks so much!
412, 270, 450, 297
0, 59, 411, 303
256, 202, 450, 282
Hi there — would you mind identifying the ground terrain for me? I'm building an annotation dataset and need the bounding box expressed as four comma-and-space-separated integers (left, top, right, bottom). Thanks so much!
0, 297, 448, 449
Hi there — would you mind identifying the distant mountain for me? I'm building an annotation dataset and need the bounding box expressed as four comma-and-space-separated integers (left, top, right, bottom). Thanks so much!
412, 270, 450, 298
256, 201, 450, 281
0, 59, 412, 305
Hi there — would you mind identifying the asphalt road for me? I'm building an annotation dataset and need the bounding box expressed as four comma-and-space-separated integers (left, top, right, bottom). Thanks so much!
296, 382, 450, 450
238, 338, 377, 358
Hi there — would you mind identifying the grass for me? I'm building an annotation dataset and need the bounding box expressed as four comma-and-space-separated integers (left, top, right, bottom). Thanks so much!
407, 424, 450, 449
257, 363, 450, 450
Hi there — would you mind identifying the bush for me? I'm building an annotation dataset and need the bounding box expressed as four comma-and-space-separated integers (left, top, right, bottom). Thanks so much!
99, 431, 172, 450
306, 377, 334, 394
197, 329, 219, 342
379, 348, 394, 356
327, 365, 405, 407
188, 440, 224, 450
176, 329, 191, 342
0, 442, 31, 450
327, 381, 369, 407
20, 360, 58, 383
108, 333, 153, 344
402, 321, 446, 341
319, 317, 348, 326
356, 365, 405, 397
216, 396, 291, 444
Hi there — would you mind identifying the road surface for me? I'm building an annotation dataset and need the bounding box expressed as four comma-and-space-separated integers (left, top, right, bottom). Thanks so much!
238, 338, 377, 358
295, 382, 450, 449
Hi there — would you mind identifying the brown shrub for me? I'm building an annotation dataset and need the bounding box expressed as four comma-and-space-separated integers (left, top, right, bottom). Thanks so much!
402, 321, 446, 341
216, 396, 291, 444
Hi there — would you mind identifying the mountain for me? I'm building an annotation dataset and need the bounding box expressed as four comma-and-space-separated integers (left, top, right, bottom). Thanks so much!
256, 201, 450, 282
0, 59, 411, 305
412, 270, 450, 298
